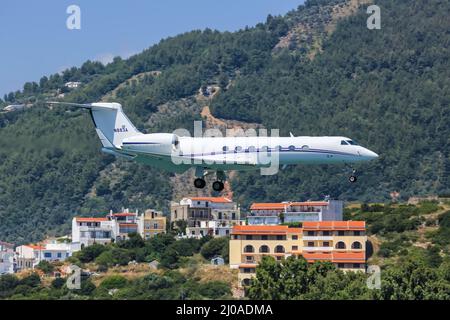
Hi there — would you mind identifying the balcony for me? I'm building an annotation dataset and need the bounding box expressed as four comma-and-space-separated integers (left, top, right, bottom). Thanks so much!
302, 246, 333, 252
302, 236, 333, 241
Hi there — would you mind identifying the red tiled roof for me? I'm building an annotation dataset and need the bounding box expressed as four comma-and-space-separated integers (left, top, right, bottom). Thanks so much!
232, 225, 302, 235
25, 244, 45, 250
111, 213, 136, 217
76, 217, 108, 222
250, 203, 287, 210
332, 251, 366, 263
289, 201, 329, 207
301, 251, 365, 263
189, 197, 232, 203
303, 221, 365, 231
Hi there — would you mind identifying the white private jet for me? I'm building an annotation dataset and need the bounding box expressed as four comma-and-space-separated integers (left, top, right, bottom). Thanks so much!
49, 102, 379, 191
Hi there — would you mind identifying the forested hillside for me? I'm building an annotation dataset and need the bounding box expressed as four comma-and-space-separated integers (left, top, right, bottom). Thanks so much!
1, 0, 450, 242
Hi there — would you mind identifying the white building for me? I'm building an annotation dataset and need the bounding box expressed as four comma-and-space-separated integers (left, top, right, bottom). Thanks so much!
15, 241, 79, 270
171, 197, 244, 237
72, 209, 140, 247
65, 81, 82, 89
3, 104, 25, 112
0, 242, 16, 274
72, 217, 116, 247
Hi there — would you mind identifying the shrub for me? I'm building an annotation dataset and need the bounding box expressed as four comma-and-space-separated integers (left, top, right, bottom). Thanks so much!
99, 275, 128, 289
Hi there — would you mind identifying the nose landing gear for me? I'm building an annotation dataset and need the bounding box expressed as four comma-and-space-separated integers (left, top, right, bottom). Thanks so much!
345, 164, 358, 183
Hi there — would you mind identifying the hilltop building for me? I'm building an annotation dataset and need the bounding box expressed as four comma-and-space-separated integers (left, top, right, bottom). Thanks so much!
72, 208, 166, 247
247, 200, 343, 225
229, 221, 367, 287
64, 81, 82, 89
137, 209, 167, 240
171, 197, 244, 237
0, 241, 16, 274
72, 209, 139, 247
15, 241, 79, 271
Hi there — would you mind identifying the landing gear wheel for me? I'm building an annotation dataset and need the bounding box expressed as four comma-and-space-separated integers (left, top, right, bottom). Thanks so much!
212, 181, 225, 192
349, 175, 357, 183
194, 178, 206, 189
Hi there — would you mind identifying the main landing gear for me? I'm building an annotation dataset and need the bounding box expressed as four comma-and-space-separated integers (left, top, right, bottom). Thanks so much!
193, 168, 226, 192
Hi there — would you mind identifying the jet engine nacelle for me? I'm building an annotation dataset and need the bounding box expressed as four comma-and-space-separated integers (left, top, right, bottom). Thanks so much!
122, 133, 179, 154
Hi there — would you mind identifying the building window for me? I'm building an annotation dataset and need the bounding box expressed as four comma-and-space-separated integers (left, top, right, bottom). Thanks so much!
337, 263, 345, 268
351, 241, 362, 249
44, 252, 52, 258
323, 241, 330, 247
292, 235, 298, 240
242, 279, 252, 286
276, 235, 283, 240
246, 256, 253, 262
323, 231, 330, 236
354, 231, 361, 236
244, 245, 254, 253
338, 231, 345, 236
57, 252, 62, 258
292, 246, 298, 251
276, 256, 282, 261
246, 235, 253, 240
353, 263, 361, 269
275, 245, 285, 253
261, 235, 268, 240
307, 231, 315, 236
307, 242, 314, 247
259, 245, 269, 253
336, 241, 346, 249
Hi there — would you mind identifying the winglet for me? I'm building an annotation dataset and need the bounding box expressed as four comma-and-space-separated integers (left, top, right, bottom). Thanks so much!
290, 132, 294, 137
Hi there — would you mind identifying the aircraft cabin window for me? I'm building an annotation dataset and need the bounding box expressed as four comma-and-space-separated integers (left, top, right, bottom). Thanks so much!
301, 145, 310, 150
275, 145, 282, 151
223, 146, 229, 152
346, 140, 359, 145
235, 146, 242, 152
248, 146, 256, 153
289, 145, 296, 151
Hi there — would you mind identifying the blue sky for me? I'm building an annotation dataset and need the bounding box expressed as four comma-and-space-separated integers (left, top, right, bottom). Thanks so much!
0, 0, 304, 97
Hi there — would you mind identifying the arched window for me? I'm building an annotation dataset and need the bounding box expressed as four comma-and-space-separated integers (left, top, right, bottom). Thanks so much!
335, 241, 346, 249
351, 241, 362, 249
242, 278, 252, 287
301, 145, 310, 150
259, 245, 270, 253
274, 245, 285, 253
222, 146, 229, 152
235, 146, 242, 153
244, 245, 254, 253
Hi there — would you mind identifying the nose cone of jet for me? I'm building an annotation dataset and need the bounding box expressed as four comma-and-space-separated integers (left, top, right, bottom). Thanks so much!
361, 149, 379, 160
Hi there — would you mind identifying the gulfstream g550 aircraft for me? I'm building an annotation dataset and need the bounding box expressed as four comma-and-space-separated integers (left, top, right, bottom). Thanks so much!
49, 102, 379, 192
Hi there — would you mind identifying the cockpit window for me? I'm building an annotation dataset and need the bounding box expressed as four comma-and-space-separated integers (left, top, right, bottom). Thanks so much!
346, 140, 359, 146
341, 140, 349, 145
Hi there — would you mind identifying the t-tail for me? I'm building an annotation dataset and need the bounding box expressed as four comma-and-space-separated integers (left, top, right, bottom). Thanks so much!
47, 102, 142, 153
